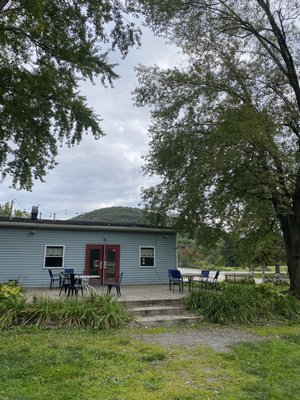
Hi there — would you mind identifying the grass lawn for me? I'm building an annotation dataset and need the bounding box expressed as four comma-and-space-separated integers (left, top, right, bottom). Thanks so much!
1, 324, 300, 400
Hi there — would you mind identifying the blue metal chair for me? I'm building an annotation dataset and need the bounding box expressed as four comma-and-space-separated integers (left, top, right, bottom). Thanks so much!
168, 269, 184, 292
200, 270, 210, 279
193, 270, 210, 289
205, 271, 220, 289
64, 268, 74, 274
200, 270, 210, 287
48, 269, 61, 289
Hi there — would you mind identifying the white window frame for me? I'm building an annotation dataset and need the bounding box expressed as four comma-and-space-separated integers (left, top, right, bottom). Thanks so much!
139, 246, 156, 268
43, 245, 65, 269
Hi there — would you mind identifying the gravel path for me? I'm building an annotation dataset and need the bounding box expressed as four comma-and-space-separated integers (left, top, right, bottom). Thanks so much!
137, 327, 265, 353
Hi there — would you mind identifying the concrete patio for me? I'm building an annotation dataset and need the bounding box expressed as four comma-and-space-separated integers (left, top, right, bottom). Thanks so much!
23, 270, 268, 303
23, 269, 229, 302
24, 284, 187, 302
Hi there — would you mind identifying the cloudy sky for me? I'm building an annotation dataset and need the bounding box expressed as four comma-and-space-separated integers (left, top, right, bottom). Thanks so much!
0, 26, 180, 220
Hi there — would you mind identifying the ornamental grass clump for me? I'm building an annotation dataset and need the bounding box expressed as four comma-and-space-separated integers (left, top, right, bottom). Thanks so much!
185, 283, 300, 325
0, 292, 131, 330
0, 295, 26, 330
27, 294, 131, 329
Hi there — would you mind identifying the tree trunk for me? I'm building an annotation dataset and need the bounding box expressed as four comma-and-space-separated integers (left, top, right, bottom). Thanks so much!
280, 205, 300, 297
286, 249, 300, 297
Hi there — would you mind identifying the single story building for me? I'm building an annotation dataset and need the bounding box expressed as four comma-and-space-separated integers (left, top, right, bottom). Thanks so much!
0, 215, 177, 287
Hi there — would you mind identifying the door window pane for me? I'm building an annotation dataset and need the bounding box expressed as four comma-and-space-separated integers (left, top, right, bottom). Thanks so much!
89, 249, 101, 275
106, 249, 116, 282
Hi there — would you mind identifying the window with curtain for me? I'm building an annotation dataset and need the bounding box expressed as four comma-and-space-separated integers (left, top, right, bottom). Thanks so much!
44, 245, 64, 268
139, 246, 155, 267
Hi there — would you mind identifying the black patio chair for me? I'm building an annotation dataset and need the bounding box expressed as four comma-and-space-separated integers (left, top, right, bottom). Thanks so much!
59, 273, 71, 296
48, 269, 61, 289
67, 273, 84, 298
168, 269, 184, 292
107, 272, 123, 297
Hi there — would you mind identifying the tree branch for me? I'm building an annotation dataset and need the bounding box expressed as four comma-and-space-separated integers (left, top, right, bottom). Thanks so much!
256, 0, 300, 111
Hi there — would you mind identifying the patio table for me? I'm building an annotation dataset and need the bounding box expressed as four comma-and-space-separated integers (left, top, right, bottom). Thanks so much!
76, 275, 101, 294
179, 271, 205, 291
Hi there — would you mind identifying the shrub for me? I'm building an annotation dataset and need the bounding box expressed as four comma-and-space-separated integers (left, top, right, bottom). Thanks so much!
0, 281, 26, 329
0, 294, 131, 330
0, 280, 23, 300
185, 283, 300, 325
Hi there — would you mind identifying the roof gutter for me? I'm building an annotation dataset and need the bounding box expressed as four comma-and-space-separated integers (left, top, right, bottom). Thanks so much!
0, 220, 176, 234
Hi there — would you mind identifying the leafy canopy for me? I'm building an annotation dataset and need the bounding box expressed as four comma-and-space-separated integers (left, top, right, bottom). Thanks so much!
131, 0, 300, 264
0, 0, 140, 189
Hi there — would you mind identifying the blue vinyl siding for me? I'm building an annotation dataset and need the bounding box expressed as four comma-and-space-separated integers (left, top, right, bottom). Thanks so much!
0, 225, 176, 287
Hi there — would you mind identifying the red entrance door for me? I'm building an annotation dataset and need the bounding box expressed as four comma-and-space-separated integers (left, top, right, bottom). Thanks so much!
85, 244, 120, 285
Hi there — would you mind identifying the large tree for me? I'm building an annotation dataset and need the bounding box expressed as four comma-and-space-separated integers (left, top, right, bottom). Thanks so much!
0, 0, 140, 189
130, 0, 300, 295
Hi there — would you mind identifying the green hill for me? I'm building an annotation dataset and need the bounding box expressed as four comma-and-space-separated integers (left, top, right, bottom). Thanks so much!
71, 207, 147, 224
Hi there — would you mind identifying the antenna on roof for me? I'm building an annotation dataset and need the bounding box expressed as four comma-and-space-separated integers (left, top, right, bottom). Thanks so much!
9, 199, 15, 220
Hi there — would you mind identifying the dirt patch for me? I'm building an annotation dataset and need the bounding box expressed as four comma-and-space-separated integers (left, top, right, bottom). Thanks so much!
137, 327, 265, 353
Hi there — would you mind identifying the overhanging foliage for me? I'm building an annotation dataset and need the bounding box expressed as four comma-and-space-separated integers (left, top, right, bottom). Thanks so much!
0, 0, 140, 189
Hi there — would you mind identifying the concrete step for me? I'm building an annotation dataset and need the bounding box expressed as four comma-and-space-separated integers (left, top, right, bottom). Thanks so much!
131, 314, 202, 328
128, 305, 186, 317
124, 297, 202, 327
121, 298, 184, 309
